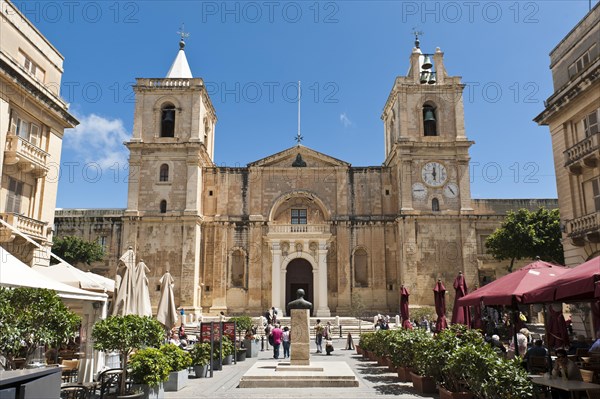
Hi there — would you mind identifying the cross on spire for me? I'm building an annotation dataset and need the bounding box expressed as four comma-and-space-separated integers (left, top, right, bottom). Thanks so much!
295, 81, 303, 144
412, 28, 424, 49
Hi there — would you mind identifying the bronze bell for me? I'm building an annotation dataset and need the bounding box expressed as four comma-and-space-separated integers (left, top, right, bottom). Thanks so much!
420, 71, 429, 84
424, 108, 436, 122
162, 110, 175, 123
422, 55, 433, 70
428, 72, 437, 84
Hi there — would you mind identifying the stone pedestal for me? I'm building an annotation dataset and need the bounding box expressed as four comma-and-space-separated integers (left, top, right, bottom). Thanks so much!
290, 309, 310, 366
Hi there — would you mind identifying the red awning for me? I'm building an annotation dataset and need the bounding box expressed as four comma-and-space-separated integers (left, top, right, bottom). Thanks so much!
522, 257, 600, 303
458, 260, 568, 307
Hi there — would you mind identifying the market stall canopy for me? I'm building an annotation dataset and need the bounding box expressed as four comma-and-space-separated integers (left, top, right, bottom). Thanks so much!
457, 260, 568, 307
522, 257, 600, 303
33, 262, 114, 293
0, 248, 107, 302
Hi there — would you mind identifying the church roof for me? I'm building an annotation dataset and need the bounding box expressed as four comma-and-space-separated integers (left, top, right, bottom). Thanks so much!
166, 40, 193, 79
248, 145, 350, 168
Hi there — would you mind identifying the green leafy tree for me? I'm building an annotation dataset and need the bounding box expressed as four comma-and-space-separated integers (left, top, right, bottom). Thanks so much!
52, 236, 104, 265
92, 315, 164, 394
485, 208, 564, 271
0, 287, 80, 369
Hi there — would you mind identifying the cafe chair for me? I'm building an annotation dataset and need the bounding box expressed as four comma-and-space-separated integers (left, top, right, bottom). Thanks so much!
93, 368, 123, 399
582, 369, 596, 383
60, 359, 80, 383
528, 356, 550, 374
60, 384, 88, 399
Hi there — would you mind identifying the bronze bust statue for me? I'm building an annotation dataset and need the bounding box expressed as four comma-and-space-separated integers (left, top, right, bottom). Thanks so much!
286, 288, 313, 314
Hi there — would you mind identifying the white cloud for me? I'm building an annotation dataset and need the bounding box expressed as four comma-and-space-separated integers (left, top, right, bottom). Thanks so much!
65, 113, 130, 169
340, 112, 353, 128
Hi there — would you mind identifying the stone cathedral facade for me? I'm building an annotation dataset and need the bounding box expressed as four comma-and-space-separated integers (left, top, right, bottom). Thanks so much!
55, 40, 557, 317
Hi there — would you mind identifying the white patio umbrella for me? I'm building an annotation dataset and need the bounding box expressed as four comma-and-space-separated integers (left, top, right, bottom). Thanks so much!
133, 260, 152, 317
112, 248, 136, 315
33, 262, 106, 292
156, 271, 177, 331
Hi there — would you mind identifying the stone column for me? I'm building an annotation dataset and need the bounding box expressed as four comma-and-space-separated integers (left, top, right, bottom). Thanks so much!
290, 309, 310, 366
316, 242, 331, 316
271, 242, 282, 311
279, 268, 287, 314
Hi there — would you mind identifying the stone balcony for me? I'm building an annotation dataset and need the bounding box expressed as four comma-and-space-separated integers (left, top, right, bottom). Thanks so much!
0, 213, 47, 242
566, 211, 600, 246
3, 133, 49, 177
268, 224, 331, 236
135, 78, 204, 89
564, 132, 599, 174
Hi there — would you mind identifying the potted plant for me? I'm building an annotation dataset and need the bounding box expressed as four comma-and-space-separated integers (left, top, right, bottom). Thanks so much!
216, 336, 234, 366
190, 342, 211, 378
388, 329, 417, 382
230, 316, 259, 358
129, 347, 171, 399
480, 356, 534, 399
160, 344, 191, 392
440, 343, 493, 399
92, 315, 164, 397
358, 332, 375, 359
0, 287, 80, 369
408, 329, 437, 394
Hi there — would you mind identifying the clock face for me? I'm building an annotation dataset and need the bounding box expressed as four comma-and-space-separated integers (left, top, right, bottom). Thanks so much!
412, 182, 427, 200
443, 182, 459, 199
422, 162, 447, 187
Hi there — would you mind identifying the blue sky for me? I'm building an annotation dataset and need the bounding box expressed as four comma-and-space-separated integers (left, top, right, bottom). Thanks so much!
23, 1, 596, 208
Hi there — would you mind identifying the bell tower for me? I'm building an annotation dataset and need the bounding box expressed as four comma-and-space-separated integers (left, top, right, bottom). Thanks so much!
122, 36, 216, 317
382, 35, 473, 214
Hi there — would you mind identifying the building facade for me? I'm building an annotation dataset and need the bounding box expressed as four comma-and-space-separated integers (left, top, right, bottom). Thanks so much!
55, 38, 557, 317
535, 3, 600, 267
1, 0, 78, 266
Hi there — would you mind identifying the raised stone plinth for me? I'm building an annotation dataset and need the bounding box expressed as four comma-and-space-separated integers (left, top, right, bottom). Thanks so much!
239, 360, 359, 388
290, 308, 310, 366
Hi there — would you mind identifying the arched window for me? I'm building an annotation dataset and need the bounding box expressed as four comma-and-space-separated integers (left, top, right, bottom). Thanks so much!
423, 105, 437, 136
354, 248, 368, 287
231, 250, 245, 287
160, 104, 175, 137
159, 164, 169, 182
432, 198, 440, 212
160, 200, 167, 213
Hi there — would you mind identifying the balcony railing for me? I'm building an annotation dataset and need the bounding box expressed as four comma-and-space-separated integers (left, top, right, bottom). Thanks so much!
268, 224, 330, 234
564, 133, 599, 174
566, 212, 600, 246
136, 78, 204, 89
4, 133, 49, 176
0, 213, 47, 241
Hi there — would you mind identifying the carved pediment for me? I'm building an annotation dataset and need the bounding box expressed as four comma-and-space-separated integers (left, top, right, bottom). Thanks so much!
248, 145, 350, 168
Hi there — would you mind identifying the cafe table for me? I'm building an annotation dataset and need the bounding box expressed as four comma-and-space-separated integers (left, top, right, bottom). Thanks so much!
530, 375, 600, 399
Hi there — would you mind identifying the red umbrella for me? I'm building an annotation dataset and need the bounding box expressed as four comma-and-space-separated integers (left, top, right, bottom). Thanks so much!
433, 280, 448, 332
400, 285, 413, 330
458, 261, 568, 307
547, 304, 570, 349
522, 257, 600, 303
471, 301, 484, 330
451, 272, 470, 326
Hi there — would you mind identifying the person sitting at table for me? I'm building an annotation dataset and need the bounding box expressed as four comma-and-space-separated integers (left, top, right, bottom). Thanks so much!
589, 330, 600, 353
524, 339, 551, 372
568, 334, 590, 355
551, 349, 582, 399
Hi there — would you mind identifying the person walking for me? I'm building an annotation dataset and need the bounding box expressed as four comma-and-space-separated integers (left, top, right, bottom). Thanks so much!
271, 323, 283, 359
282, 326, 291, 358
314, 319, 324, 353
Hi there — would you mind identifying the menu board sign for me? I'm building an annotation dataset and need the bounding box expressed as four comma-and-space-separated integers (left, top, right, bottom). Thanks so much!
200, 322, 236, 343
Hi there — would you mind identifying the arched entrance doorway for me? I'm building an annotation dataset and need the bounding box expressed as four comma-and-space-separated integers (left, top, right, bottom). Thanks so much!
285, 259, 313, 316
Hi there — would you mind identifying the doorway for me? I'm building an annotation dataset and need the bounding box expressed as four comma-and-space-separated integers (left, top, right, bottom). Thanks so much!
285, 258, 313, 316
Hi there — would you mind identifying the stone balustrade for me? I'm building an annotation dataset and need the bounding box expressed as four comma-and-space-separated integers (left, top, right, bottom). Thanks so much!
567, 211, 600, 237
4, 133, 49, 176
0, 213, 47, 240
564, 132, 599, 169
136, 78, 204, 88
268, 224, 330, 234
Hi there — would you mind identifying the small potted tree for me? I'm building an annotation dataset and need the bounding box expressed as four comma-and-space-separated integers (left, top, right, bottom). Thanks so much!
92, 315, 164, 397
217, 336, 234, 366
409, 329, 437, 394
160, 344, 191, 392
190, 342, 211, 378
129, 347, 171, 399
228, 316, 253, 361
